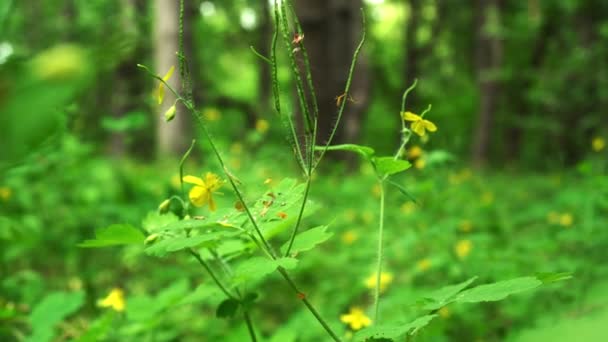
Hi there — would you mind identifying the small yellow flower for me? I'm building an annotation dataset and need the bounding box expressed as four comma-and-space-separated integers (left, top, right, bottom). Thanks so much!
559, 213, 573, 227
401, 202, 416, 215
402, 111, 437, 137
455, 240, 472, 259
98, 288, 125, 312
371, 184, 382, 198
438, 306, 451, 319
157, 65, 175, 105
364, 272, 394, 292
158, 199, 171, 213
459, 220, 473, 232
341, 230, 359, 244
407, 145, 423, 159
255, 119, 270, 134
340, 307, 372, 331
164, 105, 176, 122
592, 137, 605, 152
183, 172, 223, 211
0, 187, 11, 201
414, 158, 426, 170
203, 107, 221, 121
417, 258, 432, 271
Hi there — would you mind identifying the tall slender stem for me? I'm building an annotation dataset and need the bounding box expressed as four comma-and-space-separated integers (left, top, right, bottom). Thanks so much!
243, 311, 258, 342
373, 181, 386, 323
188, 249, 235, 299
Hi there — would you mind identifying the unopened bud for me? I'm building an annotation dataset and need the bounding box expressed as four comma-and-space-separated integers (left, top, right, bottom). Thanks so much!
164, 105, 176, 122
158, 199, 171, 213
145, 233, 159, 245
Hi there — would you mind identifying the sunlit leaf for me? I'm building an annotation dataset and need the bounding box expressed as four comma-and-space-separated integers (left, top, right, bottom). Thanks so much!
455, 277, 542, 303
281, 225, 333, 255
78, 224, 145, 248
354, 314, 437, 341
373, 156, 411, 176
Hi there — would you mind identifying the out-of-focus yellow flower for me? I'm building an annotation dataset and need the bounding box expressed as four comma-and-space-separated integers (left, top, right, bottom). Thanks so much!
407, 145, 423, 159
0, 187, 11, 201
340, 307, 372, 331
164, 105, 176, 122
402, 111, 437, 137
559, 213, 573, 227
183, 172, 223, 211
459, 220, 473, 232
417, 258, 432, 271
364, 272, 394, 292
341, 230, 359, 244
203, 107, 221, 121
401, 202, 416, 215
455, 240, 472, 259
30, 44, 88, 81
98, 288, 125, 312
157, 66, 174, 105
68, 277, 83, 291
371, 184, 382, 198
264, 178, 273, 185
414, 158, 426, 170
438, 307, 451, 319
230, 142, 243, 154
158, 199, 171, 213
255, 119, 269, 134
592, 137, 605, 152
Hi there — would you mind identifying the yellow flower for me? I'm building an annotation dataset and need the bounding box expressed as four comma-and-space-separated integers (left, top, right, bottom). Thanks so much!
97, 288, 125, 312
402, 111, 437, 137
255, 119, 269, 134
340, 307, 372, 331
414, 158, 426, 170
417, 258, 432, 271
371, 184, 382, 198
341, 230, 359, 244
0, 187, 11, 201
157, 65, 175, 105
164, 105, 176, 122
455, 240, 472, 259
203, 107, 221, 121
559, 213, 573, 227
407, 145, 423, 159
183, 172, 223, 211
401, 202, 416, 215
592, 137, 605, 152
438, 307, 451, 319
364, 272, 394, 292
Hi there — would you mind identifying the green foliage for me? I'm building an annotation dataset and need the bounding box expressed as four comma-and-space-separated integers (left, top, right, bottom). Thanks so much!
27, 291, 85, 342
78, 224, 145, 248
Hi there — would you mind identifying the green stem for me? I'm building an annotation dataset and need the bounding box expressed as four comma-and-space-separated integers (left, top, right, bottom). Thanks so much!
373, 181, 386, 323
243, 311, 258, 342
276, 267, 342, 342
188, 249, 235, 299
284, 175, 312, 256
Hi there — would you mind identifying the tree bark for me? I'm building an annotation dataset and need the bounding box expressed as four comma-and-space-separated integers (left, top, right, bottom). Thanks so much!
472, 0, 503, 168
154, 0, 187, 157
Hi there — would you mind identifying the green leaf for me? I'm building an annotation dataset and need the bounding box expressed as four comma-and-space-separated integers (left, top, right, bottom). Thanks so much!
281, 225, 333, 255
78, 224, 145, 248
233, 257, 298, 284
455, 277, 542, 303
387, 180, 419, 204
145, 231, 237, 257
422, 276, 478, 310
27, 291, 84, 342
315, 144, 375, 158
535, 272, 573, 284
373, 157, 411, 176
142, 212, 179, 233
355, 314, 437, 341
216, 298, 240, 318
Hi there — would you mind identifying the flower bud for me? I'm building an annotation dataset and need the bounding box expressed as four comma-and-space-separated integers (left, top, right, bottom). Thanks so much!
164, 105, 176, 122
158, 199, 171, 213
144, 233, 159, 245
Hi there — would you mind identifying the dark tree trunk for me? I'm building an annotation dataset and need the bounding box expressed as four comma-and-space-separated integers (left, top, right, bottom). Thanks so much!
257, 0, 272, 120
472, 0, 503, 168
294, 0, 370, 161
404, 0, 421, 109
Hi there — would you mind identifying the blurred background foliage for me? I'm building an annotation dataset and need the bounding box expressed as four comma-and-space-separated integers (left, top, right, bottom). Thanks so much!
1, 0, 607, 341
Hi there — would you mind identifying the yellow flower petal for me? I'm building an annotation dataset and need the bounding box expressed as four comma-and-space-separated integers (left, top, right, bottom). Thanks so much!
402, 111, 421, 122
208, 194, 217, 212
183, 175, 205, 186
423, 119, 437, 132
157, 66, 175, 105
411, 120, 427, 136
189, 186, 210, 207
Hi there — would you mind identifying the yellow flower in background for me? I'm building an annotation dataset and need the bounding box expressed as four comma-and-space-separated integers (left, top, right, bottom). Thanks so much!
592, 137, 605, 152
371, 184, 382, 198
414, 158, 426, 170
0, 187, 11, 201
203, 107, 221, 121
455, 239, 472, 259
340, 307, 372, 331
230, 142, 243, 154
183, 172, 223, 211
407, 145, 423, 159
98, 288, 125, 312
30, 44, 88, 81
438, 306, 451, 319
364, 272, 394, 292
255, 119, 270, 134
157, 65, 175, 104
402, 111, 437, 137
341, 230, 359, 244
459, 220, 473, 232
401, 202, 416, 215
417, 258, 432, 271
559, 213, 573, 227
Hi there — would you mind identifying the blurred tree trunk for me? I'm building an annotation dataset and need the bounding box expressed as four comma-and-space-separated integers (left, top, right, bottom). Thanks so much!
257, 0, 272, 121
404, 0, 421, 109
294, 0, 370, 161
154, 0, 186, 157
472, 0, 503, 168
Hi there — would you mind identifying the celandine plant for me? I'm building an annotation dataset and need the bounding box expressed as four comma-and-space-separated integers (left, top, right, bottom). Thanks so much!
80, 1, 569, 341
